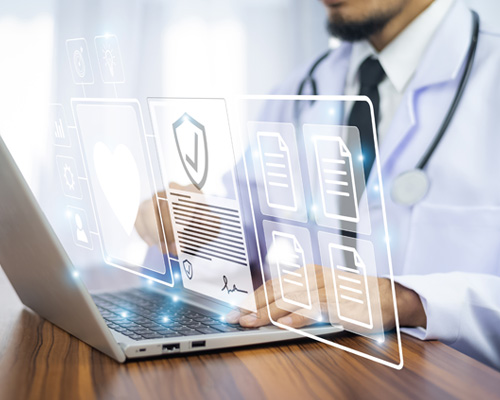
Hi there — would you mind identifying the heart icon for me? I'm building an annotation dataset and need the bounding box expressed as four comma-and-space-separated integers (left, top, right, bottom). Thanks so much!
93, 142, 141, 236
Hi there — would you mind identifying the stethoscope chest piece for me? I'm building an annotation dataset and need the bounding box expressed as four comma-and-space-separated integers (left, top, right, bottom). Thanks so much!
391, 169, 429, 206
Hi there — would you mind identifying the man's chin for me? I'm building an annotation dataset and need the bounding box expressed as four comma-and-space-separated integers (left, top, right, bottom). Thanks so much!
326, 16, 389, 42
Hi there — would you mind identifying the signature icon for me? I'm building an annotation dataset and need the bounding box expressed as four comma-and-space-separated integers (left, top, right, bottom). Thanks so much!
221, 275, 248, 295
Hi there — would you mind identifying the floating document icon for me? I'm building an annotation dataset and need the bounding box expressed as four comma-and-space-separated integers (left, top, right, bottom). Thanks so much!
257, 131, 297, 211
329, 243, 373, 329
313, 136, 359, 222
272, 231, 312, 310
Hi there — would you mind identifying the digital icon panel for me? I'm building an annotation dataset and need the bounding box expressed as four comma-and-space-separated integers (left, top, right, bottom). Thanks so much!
329, 243, 373, 329
263, 220, 321, 319
271, 231, 311, 310
49, 104, 71, 147
313, 136, 359, 222
56, 155, 83, 199
94, 35, 125, 83
73, 99, 169, 277
303, 123, 371, 235
66, 38, 94, 85
247, 121, 307, 223
148, 98, 256, 309
257, 131, 297, 211
240, 97, 400, 368
67, 206, 93, 250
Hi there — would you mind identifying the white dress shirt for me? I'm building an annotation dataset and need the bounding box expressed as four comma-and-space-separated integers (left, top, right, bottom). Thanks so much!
344, 0, 455, 143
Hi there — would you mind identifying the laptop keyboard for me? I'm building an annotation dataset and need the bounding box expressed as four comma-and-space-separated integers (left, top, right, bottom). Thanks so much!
92, 288, 253, 341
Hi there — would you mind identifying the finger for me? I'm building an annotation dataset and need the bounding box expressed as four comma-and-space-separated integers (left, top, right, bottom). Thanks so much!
277, 313, 317, 329
239, 300, 293, 328
252, 278, 277, 311
225, 309, 242, 324
253, 264, 328, 311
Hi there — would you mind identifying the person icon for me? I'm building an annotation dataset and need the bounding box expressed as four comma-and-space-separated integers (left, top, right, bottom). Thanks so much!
75, 213, 89, 244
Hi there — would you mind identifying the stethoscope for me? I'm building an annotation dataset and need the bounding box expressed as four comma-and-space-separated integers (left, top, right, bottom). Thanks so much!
296, 10, 480, 206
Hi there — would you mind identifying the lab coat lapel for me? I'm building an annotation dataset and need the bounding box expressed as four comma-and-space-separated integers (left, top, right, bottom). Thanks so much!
377, 1, 473, 176
317, 42, 352, 96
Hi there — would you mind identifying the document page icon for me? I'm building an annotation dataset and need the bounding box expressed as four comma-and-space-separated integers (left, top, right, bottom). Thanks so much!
313, 136, 359, 222
329, 243, 373, 329
257, 131, 297, 211
272, 231, 312, 310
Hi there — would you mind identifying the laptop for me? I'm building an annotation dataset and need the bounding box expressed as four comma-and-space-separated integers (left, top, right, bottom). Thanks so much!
0, 136, 340, 363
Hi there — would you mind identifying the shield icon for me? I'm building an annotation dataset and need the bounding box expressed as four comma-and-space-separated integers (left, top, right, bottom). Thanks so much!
172, 113, 209, 190
183, 259, 193, 280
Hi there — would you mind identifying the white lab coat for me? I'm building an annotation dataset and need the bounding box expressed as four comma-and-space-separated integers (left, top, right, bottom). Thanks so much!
263, 0, 500, 369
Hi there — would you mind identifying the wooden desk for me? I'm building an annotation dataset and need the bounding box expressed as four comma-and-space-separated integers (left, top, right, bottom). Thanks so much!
1, 267, 499, 400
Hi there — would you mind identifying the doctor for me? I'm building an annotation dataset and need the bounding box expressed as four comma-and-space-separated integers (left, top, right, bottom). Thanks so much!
228, 0, 500, 369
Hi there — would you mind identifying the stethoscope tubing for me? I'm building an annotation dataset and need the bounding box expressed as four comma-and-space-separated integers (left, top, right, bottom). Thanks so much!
296, 10, 480, 174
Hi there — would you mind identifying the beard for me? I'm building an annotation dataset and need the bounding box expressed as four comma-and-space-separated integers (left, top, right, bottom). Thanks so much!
326, 7, 401, 41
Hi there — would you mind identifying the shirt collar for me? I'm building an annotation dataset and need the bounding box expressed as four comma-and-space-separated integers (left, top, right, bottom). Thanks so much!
346, 0, 455, 93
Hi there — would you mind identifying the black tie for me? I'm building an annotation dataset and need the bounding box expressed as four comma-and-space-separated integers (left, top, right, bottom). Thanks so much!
347, 57, 386, 182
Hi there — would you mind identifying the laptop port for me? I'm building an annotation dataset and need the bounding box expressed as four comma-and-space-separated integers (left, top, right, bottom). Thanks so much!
139, 348, 147, 352
191, 340, 206, 348
162, 343, 180, 353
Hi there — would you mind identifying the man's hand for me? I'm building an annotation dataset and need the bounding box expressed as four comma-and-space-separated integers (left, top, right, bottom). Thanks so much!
135, 183, 199, 256
226, 264, 426, 331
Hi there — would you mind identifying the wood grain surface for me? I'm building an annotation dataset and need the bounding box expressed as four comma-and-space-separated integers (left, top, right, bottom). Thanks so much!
1, 267, 499, 400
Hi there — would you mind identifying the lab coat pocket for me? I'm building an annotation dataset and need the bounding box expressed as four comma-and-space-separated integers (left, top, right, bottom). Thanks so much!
403, 204, 500, 275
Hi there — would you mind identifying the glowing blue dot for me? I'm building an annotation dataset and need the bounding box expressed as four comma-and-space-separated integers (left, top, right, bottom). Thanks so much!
174, 273, 180, 280
72, 270, 79, 278
162, 316, 169, 323
358, 154, 364, 162
173, 295, 179, 302
374, 185, 379, 192
328, 108, 335, 115
148, 279, 153, 285
121, 312, 128, 318
318, 315, 323, 322
220, 316, 225, 322
311, 204, 317, 213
